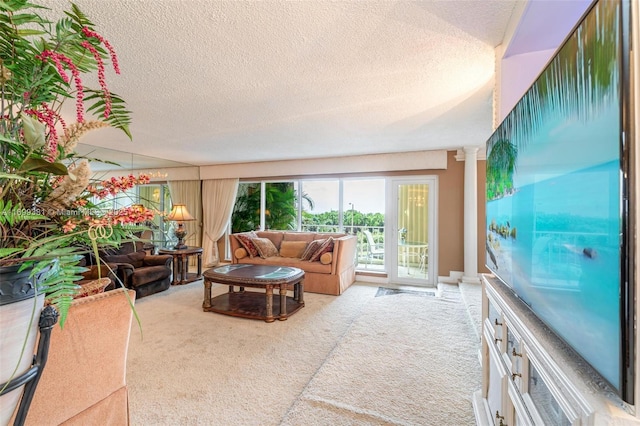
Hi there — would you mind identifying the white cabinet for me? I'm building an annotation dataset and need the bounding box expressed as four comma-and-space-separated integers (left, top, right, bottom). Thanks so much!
473, 275, 640, 426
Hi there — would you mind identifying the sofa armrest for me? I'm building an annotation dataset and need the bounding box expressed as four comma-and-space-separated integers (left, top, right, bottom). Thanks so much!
106, 263, 133, 288
229, 235, 242, 263
331, 235, 357, 275
143, 254, 173, 267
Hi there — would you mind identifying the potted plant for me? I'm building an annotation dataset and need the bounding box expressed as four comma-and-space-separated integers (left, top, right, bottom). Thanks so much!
0, 1, 150, 422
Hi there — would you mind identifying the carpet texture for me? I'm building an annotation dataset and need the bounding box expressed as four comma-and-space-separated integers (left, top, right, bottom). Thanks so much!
127, 281, 481, 425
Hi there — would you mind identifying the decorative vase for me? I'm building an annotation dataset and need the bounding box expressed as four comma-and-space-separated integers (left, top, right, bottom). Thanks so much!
0, 264, 46, 425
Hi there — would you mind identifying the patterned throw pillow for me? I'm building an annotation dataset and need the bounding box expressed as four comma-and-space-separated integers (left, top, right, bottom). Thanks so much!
300, 238, 324, 261
309, 237, 334, 262
235, 232, 259, 257
251, 237, 279, 258
74, 278, 110, 299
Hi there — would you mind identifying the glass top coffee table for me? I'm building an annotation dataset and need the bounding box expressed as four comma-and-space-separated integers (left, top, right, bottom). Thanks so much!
202, 264, 305, 322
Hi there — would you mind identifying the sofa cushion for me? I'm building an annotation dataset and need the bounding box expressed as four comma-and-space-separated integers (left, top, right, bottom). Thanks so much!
279, 241, 308, 258
251, 237, 279, 258
105, 250, 146, 268
310, 237, 334, 262
256, 231, 284, 249
131, 265, 172, 287
300, 238, 325, 261
283, 232, 315, 243
320, 252, 333, 265
315, 232, 345, 240
236, 231, 259, 257
234, 247, 248, 259
239, 255, 332, 274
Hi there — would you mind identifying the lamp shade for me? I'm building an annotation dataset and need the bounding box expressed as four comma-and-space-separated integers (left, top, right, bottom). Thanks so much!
167, 204, 195, 222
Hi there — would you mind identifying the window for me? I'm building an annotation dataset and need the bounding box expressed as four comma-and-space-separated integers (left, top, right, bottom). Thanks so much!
301, 180, 339, 232
231, 182, 261, 232
230, 178, 386, 271
265, 182, 296, 230
138, 184, 172, 247
343, 179, 386, 271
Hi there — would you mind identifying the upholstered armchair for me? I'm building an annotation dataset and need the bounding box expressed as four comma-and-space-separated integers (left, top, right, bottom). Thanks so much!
102, 250, 173, 298
23, 289, 136, 425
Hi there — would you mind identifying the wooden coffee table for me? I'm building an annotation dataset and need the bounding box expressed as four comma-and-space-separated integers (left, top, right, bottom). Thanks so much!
202, 264, 305, 322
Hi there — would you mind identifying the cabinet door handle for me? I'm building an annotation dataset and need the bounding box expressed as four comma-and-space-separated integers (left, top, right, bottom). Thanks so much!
496, 411, 506, 425
512, 372, 522, 380
494, 318, 503, 326
512, 348, 522, 357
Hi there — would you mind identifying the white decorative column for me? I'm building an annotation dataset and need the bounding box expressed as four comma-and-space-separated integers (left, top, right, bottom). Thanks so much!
462, 146, 480, 284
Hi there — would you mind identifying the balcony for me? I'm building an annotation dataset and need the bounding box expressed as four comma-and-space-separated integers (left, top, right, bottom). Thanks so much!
300, 225, 427, 278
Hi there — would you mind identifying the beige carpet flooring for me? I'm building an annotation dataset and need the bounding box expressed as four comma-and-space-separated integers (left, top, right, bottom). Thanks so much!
126, 280, 481, 425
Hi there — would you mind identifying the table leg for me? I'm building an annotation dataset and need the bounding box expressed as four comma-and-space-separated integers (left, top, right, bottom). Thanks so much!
279, 285, 287, 320
172, 256, 179, 284
228, 285, 234, 293
203, 279, 212, 309
196, 253, 202, 278
298, 280, 304, 305
265, 285, 274, 323
181, 254, 188, 283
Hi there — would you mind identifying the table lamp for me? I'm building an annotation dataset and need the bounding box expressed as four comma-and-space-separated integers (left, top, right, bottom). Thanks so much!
167, 204, 195, 249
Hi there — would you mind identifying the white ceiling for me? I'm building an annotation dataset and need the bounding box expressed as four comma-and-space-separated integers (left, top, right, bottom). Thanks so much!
35, 0, 585, 170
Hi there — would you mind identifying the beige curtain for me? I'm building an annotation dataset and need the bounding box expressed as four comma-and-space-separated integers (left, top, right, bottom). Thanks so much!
202, 178, 239, 267
167, 180, 202, 253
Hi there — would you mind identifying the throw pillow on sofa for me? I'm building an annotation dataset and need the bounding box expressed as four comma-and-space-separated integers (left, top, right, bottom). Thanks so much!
234, 247, 248, 259
309, 237, 334, 262
236, 231, 259, 257
300, 238, 325, 261
319, 252, 333, 265
279, 241, 308, 258
74, 277, 110, 299
251, 237, 279, 258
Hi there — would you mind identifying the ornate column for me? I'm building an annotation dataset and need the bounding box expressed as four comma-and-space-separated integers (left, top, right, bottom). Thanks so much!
462, 146, 480, 284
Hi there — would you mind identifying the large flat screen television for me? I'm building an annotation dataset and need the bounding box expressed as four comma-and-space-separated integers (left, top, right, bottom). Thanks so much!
485, 0, 634, 401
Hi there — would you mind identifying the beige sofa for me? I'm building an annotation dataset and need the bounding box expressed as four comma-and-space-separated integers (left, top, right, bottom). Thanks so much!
23, 288, 136, 425
229, 231, 357, 295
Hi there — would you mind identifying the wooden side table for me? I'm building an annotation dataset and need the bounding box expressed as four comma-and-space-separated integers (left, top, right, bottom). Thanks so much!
158, 246, 203, 285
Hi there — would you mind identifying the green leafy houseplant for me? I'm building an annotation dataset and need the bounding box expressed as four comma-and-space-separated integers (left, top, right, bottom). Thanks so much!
0, 0, 151, 325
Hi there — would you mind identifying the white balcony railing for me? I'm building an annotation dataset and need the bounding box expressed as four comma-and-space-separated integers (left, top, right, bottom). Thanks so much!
301, 224, 385, 271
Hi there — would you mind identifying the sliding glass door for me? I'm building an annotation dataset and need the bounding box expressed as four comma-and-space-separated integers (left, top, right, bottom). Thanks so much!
388, 177, 437, 286
228, 177, 437, 283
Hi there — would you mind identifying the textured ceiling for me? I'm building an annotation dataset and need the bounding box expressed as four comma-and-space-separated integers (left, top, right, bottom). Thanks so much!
38, 0, 522, 168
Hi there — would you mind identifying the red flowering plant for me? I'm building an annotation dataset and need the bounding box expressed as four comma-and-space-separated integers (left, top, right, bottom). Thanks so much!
0, 1, 152, 325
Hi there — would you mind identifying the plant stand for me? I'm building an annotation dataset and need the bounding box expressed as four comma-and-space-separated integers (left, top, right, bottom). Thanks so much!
0, 305, 58, 426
